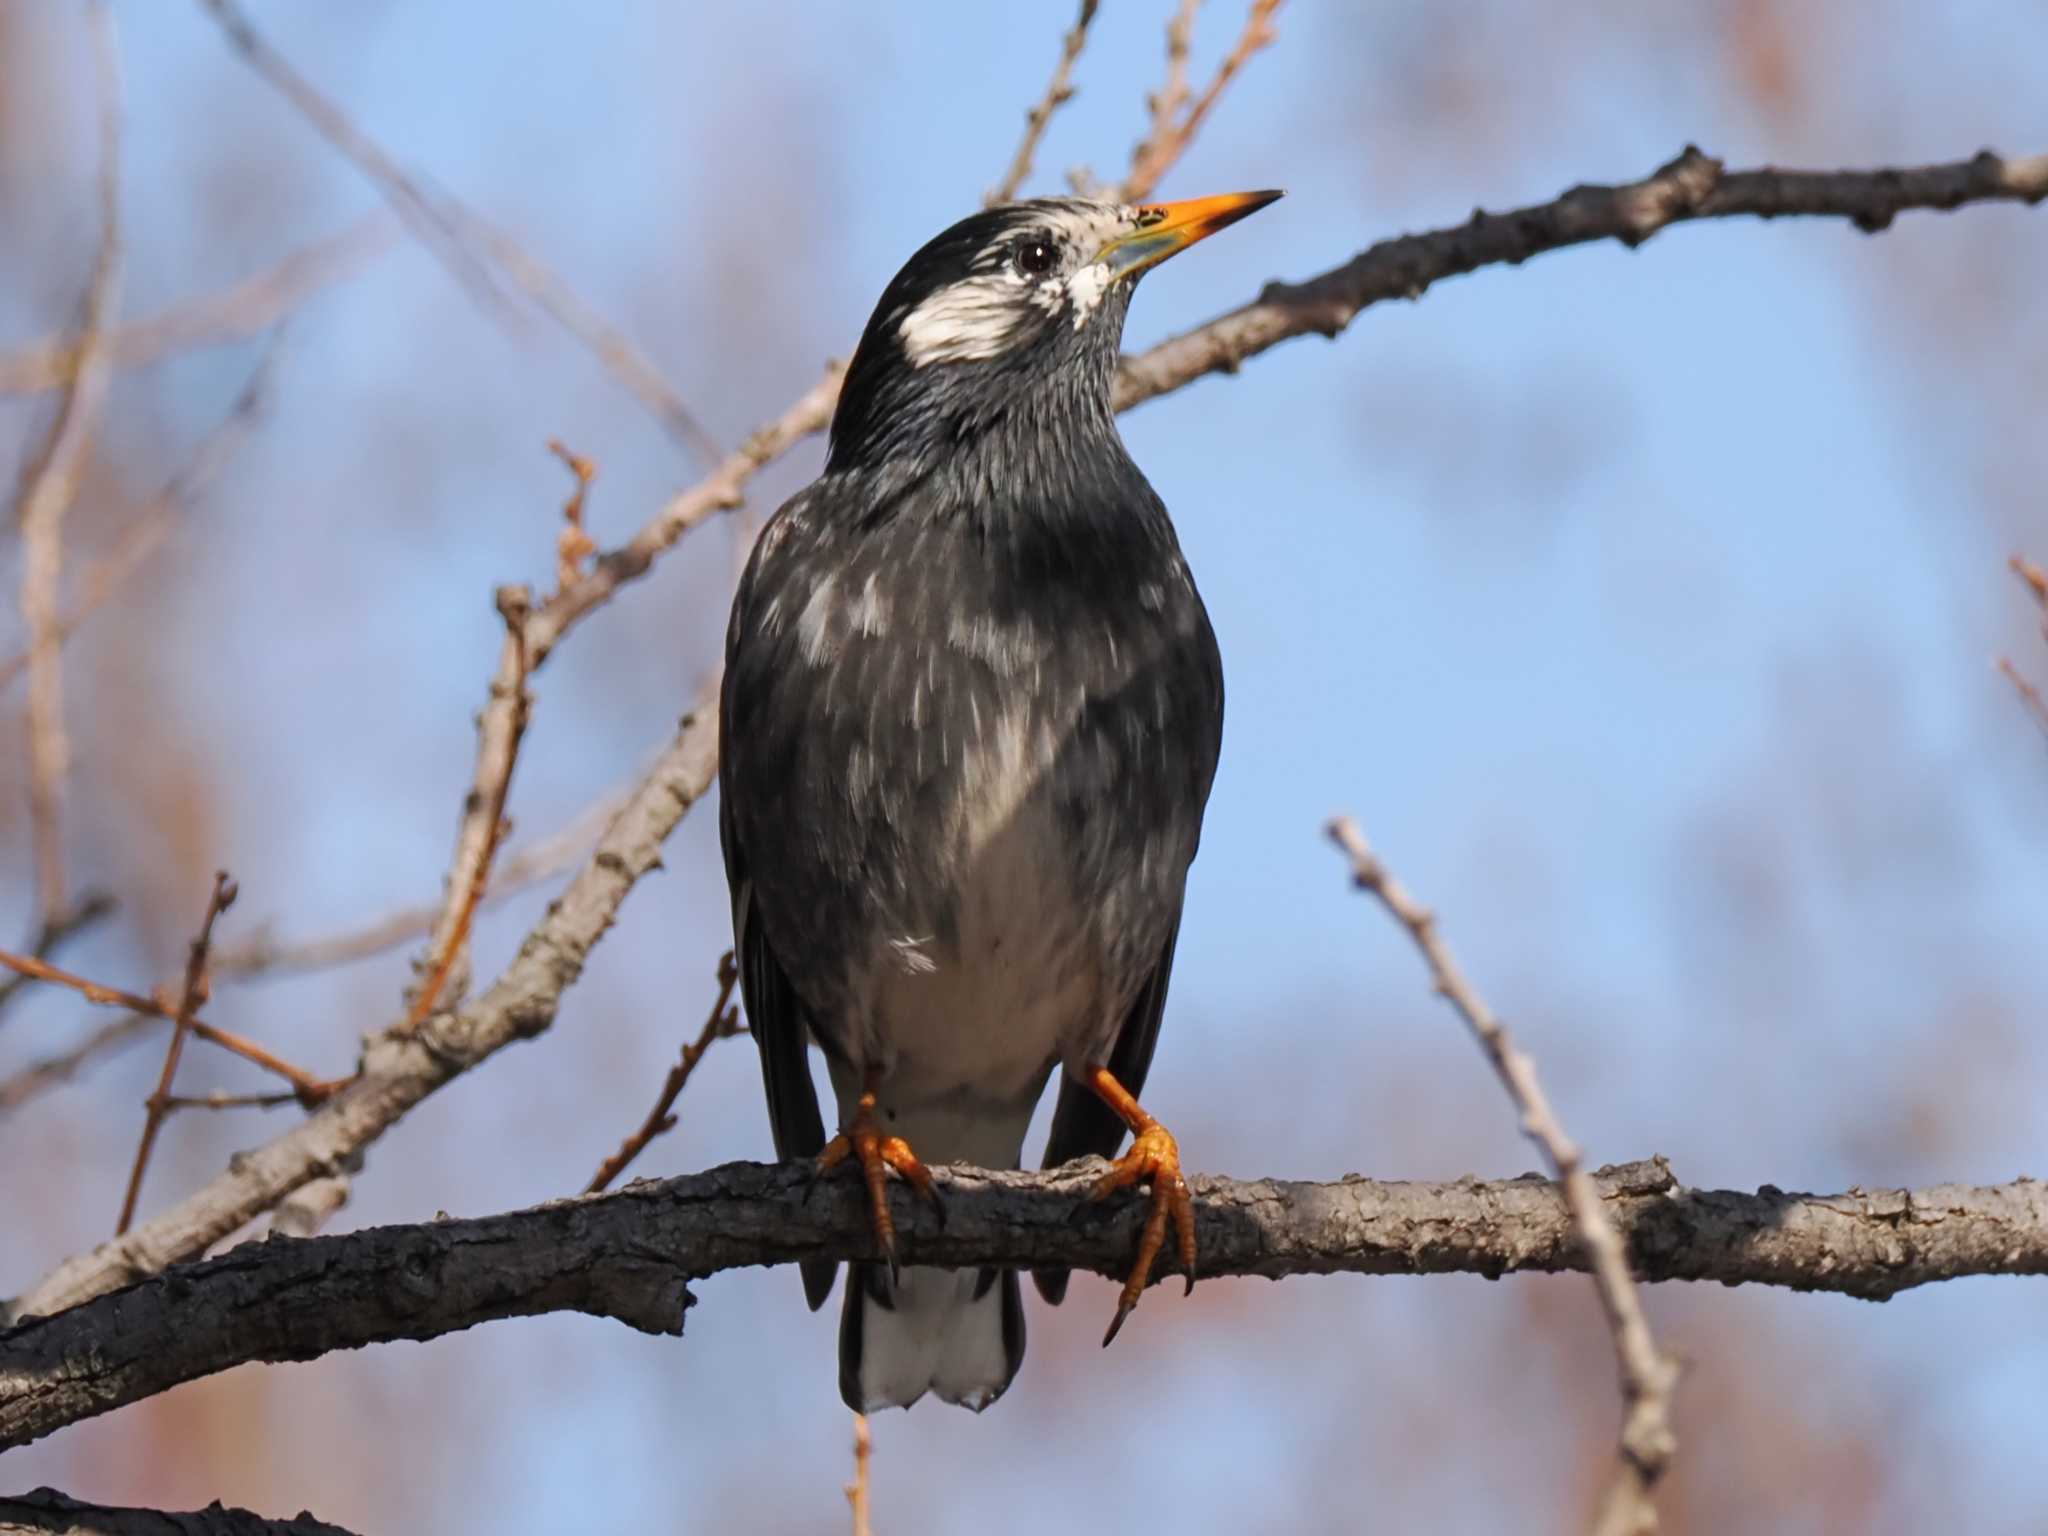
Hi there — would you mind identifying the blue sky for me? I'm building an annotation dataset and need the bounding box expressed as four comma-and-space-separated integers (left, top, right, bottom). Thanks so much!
3, 4, 2047, 1531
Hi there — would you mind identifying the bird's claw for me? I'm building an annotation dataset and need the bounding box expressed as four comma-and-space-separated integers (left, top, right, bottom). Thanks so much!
817, 1091, 939, 1281
1089, 1121, 1196, 1346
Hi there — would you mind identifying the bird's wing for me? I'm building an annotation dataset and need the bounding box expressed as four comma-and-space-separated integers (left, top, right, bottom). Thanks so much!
1032, 914, 1183, 1304
721, 725, 836, 1311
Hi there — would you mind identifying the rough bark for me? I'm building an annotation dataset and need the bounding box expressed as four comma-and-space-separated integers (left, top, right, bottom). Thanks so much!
0, 1490, 359, 1536
5, 1157, 2043, 1451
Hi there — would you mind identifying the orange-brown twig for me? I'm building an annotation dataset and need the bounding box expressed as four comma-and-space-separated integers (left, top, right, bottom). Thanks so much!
845, 1413, 873, 1536
2011, 552, 2048, 611
1998, 658, 2048, 741
0, 893, 116, 1021
162, 1089, 299, 1111
0, 909, 348, 1116
549, 440, 598, 593
403, 587, 534, 1032
0, 949, 164, 1020
187, 1020, 351, 1106
1119, 0, 1283, 203
585, 952, 743, 1193
117, 872, 238, 1235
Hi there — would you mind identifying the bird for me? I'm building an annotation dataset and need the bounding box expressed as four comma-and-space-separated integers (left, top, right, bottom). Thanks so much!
718, 187, 1279, 1414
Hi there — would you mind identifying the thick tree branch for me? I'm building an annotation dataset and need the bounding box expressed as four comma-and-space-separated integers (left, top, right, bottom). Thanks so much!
4, 1158, 2043, 1451
0, 1489, 359, 1536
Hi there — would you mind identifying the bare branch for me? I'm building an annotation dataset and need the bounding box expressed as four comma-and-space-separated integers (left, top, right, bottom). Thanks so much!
986, 0, 1100, 207
1114, 145, 2048, 412
525, 365, 844, 667
1997, 656, 2048, 742
846, 1414, 873, 1536
1328, 818, 1678, 1533
6, 1158, 2044, 1450
14, 0, 125, 927
116, 872, 239, 1234
0, 1489, 360, 1536
400, 587, 534, 1032
194, 0, 720, 467
0, 217, 391, 396
1119, 0, 1282, 204
4, 693, 720, 1321
585, 951, 743, 1193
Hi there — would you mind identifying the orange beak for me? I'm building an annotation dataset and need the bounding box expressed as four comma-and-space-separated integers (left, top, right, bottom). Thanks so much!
1100, 189, 1284, 280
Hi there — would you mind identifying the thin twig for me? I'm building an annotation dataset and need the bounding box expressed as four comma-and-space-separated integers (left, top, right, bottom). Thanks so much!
1118, 0, 1197, 202
0, 892, 115, 1022
187, 1020, 348, 1106
1120, 0, 1283, 203
1327, 817, 1679, 1535
15, 0, 125, 926
986, 0, 1100, 206
161, 1089, 299, 1111
401, 587, 534, 1032
846, 1414, 873, 1536
2011, 552, 2048, 612
116, 872, 238, 1235
585, 951, 743, 1193
1997, 657, 2048, 742
0, 216, 391, 395
0, 948, 163, 1018
524, 364, 844, 667
195, 0, 720, 467
0, 333, 284, 699
549, 439, 598, 594
0, 936, 345, 1110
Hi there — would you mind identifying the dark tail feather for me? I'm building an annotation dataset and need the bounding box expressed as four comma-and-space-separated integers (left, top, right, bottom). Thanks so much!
1031, 1267, 1070, 1305
802, 1259, 837, 1311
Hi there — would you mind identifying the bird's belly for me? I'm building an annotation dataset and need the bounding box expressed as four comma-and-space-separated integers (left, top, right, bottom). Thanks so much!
853, 794, 1096, 1149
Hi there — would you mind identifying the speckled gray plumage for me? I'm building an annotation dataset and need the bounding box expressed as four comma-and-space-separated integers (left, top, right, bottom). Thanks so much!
718, 197, 1225, 1410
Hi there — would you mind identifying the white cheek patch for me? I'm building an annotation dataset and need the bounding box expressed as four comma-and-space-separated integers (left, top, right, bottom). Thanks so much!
1063, 261, 1114, 327
899, 273, 1039, 367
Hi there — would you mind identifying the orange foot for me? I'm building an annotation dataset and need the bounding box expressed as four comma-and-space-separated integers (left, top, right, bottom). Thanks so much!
1085, 1067, 1197, 1347
817, 1084, 939, 1276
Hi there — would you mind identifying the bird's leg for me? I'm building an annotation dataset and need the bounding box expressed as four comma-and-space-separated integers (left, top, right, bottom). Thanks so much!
1083, 1065, 1196, 1347
817, 1071, 938, 1276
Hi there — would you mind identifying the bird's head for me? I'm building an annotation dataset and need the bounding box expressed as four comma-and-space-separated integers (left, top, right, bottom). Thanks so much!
827, 191, 1280, 475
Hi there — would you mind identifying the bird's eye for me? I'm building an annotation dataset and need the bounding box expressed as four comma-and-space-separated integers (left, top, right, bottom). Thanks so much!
1012, 238, 1057, 277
